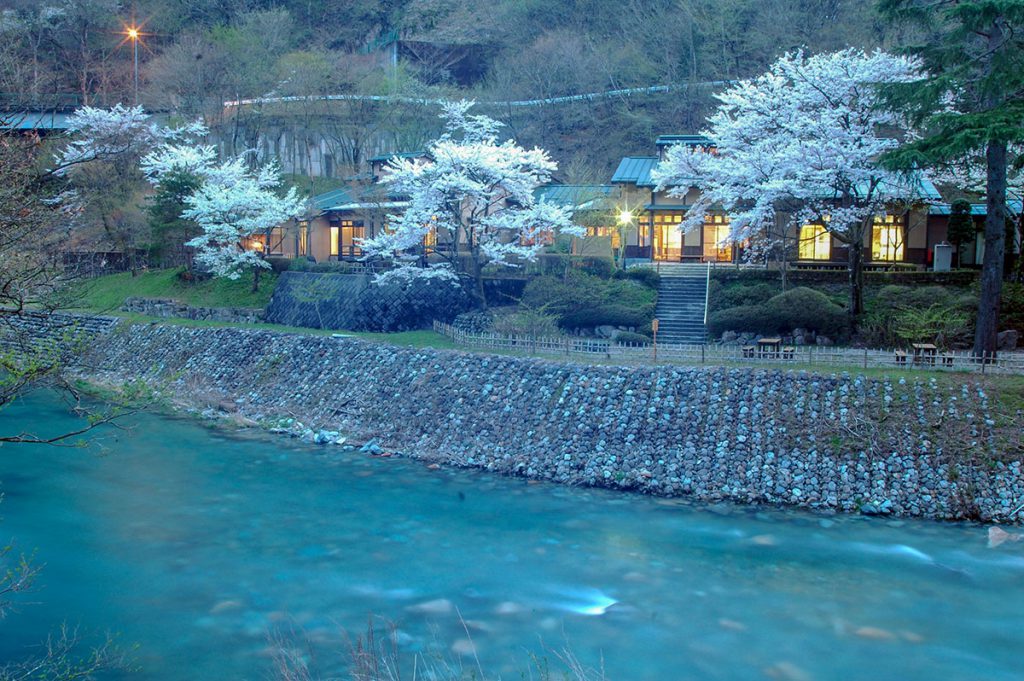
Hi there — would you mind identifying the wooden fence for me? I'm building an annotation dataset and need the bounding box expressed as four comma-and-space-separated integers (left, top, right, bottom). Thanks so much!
433, 322, 1024, 375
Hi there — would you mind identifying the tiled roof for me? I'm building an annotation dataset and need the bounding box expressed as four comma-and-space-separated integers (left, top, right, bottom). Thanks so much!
312, 188, 356, 212
534, 184, 618, 210
930, 200, 1023, 216
655, 134, 714, 147
611, 157, 659, 186
0, 111, 73, 130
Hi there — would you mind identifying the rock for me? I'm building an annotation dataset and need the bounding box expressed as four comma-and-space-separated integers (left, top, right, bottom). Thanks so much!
595, 325, 617, 339
721, 330, 738, 343
854, 626, 896, 640
406, 598, 453, 615
718, 618, 747, 631
495, 601, 526, 615
987, 526, 1023, 548
764, 661, 813, 681
210, 599, 244, 614
816, 335, 833, 347
997, 329, 1019, 351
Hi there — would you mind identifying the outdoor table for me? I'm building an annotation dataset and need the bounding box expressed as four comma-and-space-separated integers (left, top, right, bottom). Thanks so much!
757, 337, 782, 358
912, 343, 938, 366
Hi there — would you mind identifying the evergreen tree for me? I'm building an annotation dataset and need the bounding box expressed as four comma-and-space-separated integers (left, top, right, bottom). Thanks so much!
879, 0, 1024, 356
947, 198, 975, 268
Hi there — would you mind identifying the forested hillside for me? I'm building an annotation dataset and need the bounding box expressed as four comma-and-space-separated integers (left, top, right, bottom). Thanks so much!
0, 0, 890, 173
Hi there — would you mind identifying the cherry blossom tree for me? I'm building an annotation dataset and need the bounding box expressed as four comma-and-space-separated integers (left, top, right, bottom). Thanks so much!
55, 104, 206, 173
53, 105, 207, 274
652, 49, 927, 316
143, 143, 302, 291
359, 100, 582, 306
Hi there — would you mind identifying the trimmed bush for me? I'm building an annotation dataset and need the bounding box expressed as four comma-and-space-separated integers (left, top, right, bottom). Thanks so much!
614, 331, 652, 345
614, 267, 660, 289
709, 287, 847, 337
266, 256, 293, 274
710, 281, 780, 312
764, 287, 848, 338
708, 305, 770, 336
560, 304, 650, 331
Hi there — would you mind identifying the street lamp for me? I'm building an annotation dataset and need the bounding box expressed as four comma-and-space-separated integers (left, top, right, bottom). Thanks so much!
125, 26, 140, 105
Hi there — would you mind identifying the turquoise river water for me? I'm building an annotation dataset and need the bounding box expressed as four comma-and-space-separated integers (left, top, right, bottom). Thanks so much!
1, 394, 1022, 680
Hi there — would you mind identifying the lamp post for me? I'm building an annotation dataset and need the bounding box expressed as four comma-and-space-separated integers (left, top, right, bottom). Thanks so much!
126, 26, 139, 105
616, 208, 633, 269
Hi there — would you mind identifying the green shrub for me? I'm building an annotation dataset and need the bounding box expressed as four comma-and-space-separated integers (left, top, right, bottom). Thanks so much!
709, 287, 847, 337
711, 281, 780, 311
613, 267, 660, 289
521, 273, 604, 316
578, 257, 615, 279
560, 304, 650, 330
1001, 282, 1024, 333
864, 284, 976, 347
764, 287, 848, 337
892, 304, 971, 348
614, 331, 652, 345
708, 305, 772, 336
266, 256, 293, 274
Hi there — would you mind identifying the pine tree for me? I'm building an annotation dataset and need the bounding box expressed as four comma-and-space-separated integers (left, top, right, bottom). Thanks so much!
947, 198, 976, 268
879, 0, 1024, 357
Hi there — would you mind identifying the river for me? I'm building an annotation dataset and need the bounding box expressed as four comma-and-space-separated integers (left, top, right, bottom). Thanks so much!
1, 393, 1022, 680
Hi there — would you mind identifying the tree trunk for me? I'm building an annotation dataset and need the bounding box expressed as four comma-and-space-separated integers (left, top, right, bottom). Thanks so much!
973, 140, 1007, 358
252, 266, 261, 293
471, 254, 487, 309
848, 237, 865, 318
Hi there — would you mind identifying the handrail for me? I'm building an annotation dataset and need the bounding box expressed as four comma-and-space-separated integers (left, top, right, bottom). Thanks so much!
703, 261, 711, 326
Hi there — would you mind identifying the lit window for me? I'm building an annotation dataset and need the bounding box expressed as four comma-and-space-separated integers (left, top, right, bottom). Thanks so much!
267, 227, 285, 255
330, 226, 339, 257
872, 215, 904, 261
799, 222, 832, 260
703, 213, 732, 261
297, 221, 308, 256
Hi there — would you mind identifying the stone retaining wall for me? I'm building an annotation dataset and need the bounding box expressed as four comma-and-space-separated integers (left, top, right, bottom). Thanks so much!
78, 322, 1023, 522
122, 297, 264, 324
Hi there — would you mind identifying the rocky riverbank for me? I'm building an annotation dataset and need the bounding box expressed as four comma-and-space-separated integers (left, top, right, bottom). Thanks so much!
75, 321, 1023, 522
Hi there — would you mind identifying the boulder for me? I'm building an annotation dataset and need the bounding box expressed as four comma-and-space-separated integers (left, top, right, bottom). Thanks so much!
595, 325, 617, 338
997, 329, 1019, 351
816, 335, 834, 347
721, 330, 738, 343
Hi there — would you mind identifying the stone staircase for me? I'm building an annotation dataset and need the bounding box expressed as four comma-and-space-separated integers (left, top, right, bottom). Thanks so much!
651, 263, 709, 345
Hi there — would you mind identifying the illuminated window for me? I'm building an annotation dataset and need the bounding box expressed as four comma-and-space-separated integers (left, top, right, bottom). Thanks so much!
330, 220, 365, 258
266, 227, 285, 255
702, 213, 732, 261
586, 226, 620, 249
799, 222, 832, 260
297, 221, 308, 256
653, 212, 685, 259
872, 214, 904, 261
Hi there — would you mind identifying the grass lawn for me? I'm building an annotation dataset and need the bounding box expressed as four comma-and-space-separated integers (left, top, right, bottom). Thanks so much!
70, 268, 278, 312
110, 312, 458, 349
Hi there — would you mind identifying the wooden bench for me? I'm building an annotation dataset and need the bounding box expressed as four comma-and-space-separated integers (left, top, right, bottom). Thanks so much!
742, 345, 756, 358
782, 346, 795, 360
895, 350, 908, 365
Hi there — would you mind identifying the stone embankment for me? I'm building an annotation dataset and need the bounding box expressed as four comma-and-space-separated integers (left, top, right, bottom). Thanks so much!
122, 297, 264, 324
72, 321, 1024, 522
